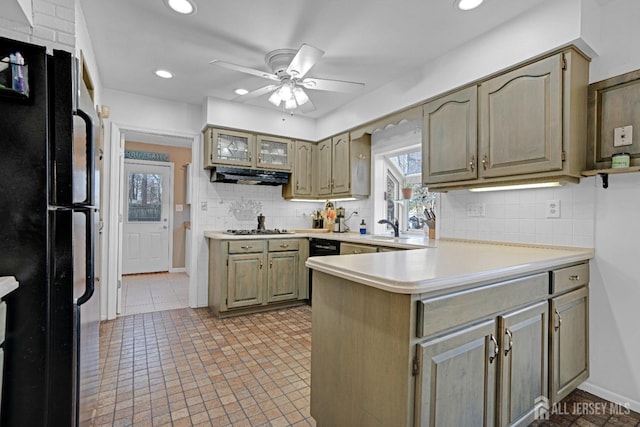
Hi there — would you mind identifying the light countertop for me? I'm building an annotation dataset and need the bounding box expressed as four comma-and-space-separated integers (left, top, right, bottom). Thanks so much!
305, 240, 593, 296
0, 276, 19, 299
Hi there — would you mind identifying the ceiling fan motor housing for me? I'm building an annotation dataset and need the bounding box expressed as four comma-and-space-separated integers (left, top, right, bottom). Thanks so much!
265, 49, 297, 78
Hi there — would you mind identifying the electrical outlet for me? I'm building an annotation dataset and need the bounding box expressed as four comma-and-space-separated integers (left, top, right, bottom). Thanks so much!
614, 125, 633, 147
296, 208, 305, 217
546, 200, 560, 218
175, 204, 183, 212
466, 203, 485, 217
200, 201, 208, 211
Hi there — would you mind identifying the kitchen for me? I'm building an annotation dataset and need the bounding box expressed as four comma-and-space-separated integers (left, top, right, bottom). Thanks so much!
1, 0, 640, 425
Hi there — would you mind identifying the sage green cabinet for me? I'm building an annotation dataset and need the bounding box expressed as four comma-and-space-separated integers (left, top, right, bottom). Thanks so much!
478, 54, 563, 178
422, 85, 478, 185
227, 252, 265, 309
283, 140, 314, 199
415, 319, 498, 427
331, 133, 351, 194
316, 138, 333, 196
256, 135, 292, 171
315, 133, 371, 199
340, 242, 378, 255
549, 286, 589, 405
208, 237, 309, 317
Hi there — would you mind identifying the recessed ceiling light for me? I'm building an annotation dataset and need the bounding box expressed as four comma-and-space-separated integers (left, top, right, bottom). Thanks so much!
455, 0, 484, 11
154, 69, 174, 79
166, 0, 196, 15
235, 88, 249, 95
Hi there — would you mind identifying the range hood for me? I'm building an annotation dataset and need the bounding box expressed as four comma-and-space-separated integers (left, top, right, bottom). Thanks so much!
209, 166, 290, 186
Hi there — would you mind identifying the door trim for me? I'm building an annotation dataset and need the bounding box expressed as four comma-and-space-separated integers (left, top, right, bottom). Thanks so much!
122, 158, 174, 275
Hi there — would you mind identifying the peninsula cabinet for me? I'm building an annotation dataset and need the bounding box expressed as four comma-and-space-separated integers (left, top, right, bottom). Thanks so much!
310, 261, 590, 427
423, 47, 589, 191
208, 238, 309, 317
282, 140, 314, 199
315, 133, 371, 199
203, 127, 292, 171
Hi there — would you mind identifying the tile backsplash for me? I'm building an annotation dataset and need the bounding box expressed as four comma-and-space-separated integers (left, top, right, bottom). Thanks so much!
438, 177, 597, 248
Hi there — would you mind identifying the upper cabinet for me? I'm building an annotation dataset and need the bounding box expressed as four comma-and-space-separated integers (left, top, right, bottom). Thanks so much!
282, 140, 314, 199
423, 48, 589, 191
203, 127, 292, 171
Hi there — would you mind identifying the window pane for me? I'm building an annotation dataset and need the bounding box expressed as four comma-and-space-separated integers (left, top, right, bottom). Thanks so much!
389, 152, 422, 176
386, 172, 399, 223
407, 184, 433, 230
128, 172, 162, 222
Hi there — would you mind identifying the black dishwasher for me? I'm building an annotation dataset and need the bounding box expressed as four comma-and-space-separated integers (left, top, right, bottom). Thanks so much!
308, 238, 341, 304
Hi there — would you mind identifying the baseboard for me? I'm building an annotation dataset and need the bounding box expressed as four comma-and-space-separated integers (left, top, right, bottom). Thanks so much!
169, 267, 186, 273
579, 382, 640, 413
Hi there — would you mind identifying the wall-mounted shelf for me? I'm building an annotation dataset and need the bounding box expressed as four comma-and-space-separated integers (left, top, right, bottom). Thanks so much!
581, 166, 640, 188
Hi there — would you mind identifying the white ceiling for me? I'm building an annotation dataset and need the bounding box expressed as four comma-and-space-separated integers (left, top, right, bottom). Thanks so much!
81, 0, 551, 119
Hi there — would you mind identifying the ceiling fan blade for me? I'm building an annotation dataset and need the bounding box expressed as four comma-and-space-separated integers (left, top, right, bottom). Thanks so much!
298, 97, 316, 114
301, 77, 365, 93
210, 60, 280, 81
286, 44, 325, 79
233, 84, 279, 101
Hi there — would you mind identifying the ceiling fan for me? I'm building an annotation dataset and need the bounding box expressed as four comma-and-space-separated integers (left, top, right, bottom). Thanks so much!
210, 44, 365, 113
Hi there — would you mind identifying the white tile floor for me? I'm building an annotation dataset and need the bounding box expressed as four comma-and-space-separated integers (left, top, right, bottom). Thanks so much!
120, 272, 189, 316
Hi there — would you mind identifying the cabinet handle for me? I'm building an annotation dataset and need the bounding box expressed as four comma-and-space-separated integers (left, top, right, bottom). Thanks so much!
469, 155, 475, 172
504, 329, 513, 356
331, 178, 334, 190
240, 245, 253, 250
269, 260, 273, 269
258, 155, 262, 162
554, 308, 562, 331
259, 259, 263, 269
280, 244, 289, 248
353, 249, 362, 254
249, 153, 252, 162
569, 275, 580, 281
296, 181, 299, 190
489, 334, 500, 364
482, 154, 488, 171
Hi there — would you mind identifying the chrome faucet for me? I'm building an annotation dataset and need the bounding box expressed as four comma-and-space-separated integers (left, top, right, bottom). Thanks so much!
378, 219, 400, 237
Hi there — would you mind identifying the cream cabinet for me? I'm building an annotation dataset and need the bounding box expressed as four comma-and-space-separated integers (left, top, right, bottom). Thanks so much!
315, 133, 371, 199
423, 47, 589, 191
203, 127, 292, 171
282, 140, 314, 199
208, 237, 309, 317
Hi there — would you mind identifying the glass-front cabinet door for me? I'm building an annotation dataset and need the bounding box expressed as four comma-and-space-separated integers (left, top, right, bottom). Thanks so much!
205, 128, 255, 168
256, 135, 292, 171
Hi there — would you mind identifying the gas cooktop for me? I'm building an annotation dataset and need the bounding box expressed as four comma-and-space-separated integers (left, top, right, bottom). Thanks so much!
224, 229, 295, 235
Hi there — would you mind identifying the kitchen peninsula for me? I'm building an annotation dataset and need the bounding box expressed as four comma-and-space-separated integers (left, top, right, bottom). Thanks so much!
306, 240, 593, 427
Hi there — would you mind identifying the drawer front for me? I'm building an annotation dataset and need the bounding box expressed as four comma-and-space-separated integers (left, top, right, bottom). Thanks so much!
268, 239, 300, 252
340, 243, 377, 255
228, 240, 265, 254
552, 263, 589, 295
0, 301, 5, 345
417, 273, 549, 338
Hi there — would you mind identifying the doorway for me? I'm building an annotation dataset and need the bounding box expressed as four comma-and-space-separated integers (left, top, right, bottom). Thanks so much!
122, 160, 173, 275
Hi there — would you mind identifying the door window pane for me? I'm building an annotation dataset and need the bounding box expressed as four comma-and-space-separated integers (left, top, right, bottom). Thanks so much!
128, 172, 162, 222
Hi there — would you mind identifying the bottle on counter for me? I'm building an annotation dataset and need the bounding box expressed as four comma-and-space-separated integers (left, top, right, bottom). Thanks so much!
359, 219, 367, 235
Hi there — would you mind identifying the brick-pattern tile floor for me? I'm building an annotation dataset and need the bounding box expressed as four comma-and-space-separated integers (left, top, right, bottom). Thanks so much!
96, 304, 639, 426
96, 306, 314, 427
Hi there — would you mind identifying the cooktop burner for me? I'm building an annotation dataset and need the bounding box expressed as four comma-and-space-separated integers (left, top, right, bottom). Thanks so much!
224, 229, 295, 235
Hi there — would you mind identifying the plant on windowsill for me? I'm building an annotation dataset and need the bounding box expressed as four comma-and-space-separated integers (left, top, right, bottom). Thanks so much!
401, 182, 413, 200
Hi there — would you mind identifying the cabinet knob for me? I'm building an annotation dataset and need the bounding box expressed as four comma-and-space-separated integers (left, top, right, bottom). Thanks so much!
482, 154, 488, 171
269, 260, 273, 268
296, 182, 299, 190
569, 275, 580, 281
259, 259, 263, 269
280, 244, 289, 248
470, 155, 475, 172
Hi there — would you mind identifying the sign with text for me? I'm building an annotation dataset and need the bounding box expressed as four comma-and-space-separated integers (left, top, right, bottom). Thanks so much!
125, 150, 170, 162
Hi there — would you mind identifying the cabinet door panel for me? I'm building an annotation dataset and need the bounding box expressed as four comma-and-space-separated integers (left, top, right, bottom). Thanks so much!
317, 140, 332, 196
498, 301, 548, 427
416, 319, 497, 427
423, 86, 478, 184
332, 133, 350, 194
550, 287, 589, 404
267, 252, 299, 302
294, 141, 313, 196
479, 54, 563, 178
210, 129, 255, 167
227, 253, 264, 308
257, 135, 292, 171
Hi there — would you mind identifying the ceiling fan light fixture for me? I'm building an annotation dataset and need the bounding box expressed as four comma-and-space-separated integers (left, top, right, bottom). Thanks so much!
268, 91, 282, 107
292, 86, 309, 106
166, 0, 196, 15
284, 97, 297, 110
455, 0, 484, 10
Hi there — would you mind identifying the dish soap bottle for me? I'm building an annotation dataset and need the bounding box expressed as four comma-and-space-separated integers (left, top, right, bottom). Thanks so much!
359, 219, 367, 235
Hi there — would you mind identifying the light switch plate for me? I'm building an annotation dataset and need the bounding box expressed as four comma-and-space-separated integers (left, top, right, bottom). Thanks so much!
175, 204, 183, 212
614, 125, 633, 147
200, 201, 208, 211
546, 200, 560, 218
466, 203, 485, 217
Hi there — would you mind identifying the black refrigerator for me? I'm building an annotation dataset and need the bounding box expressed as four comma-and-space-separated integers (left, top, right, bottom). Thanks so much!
0, 36, 100, 426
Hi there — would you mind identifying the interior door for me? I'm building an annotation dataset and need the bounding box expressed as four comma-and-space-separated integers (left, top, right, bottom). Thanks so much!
122, 160, 172, 274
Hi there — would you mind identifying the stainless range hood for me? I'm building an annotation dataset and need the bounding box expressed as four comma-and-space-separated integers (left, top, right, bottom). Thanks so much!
209, 166, 290, 186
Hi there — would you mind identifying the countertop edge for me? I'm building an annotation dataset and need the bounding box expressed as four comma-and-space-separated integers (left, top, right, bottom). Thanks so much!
0, 276, 19, 299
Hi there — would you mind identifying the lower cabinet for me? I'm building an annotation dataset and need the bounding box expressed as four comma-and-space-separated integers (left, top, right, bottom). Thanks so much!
208, 238, 309, 317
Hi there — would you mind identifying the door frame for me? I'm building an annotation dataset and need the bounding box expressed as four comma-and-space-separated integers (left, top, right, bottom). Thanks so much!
121, 158, 175, 276
104, 122, 200, 320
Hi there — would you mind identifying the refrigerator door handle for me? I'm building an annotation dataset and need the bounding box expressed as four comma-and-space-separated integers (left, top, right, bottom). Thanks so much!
76, 208, 94, 306
74, 109, 95, 207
